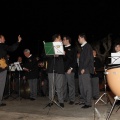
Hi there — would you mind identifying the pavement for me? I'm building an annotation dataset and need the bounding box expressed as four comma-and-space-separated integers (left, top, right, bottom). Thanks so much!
0, 94, 120, 120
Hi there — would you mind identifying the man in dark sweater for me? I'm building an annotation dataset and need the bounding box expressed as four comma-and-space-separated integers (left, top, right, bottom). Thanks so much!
63, 36, 77, 105
47, 34, 65, 108
0, 34, 22, 106
78, 33, 94, 108
23, 49, 39, 100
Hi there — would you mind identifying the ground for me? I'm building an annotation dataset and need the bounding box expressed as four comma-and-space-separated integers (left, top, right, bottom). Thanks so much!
0, 94, 120, 120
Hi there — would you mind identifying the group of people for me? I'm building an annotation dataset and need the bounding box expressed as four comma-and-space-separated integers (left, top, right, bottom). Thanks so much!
0, 33, 106, 109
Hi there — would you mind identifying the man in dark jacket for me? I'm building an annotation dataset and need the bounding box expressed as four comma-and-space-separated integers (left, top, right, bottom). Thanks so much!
0, 34, 22, 106
47, 34, 65, 108
23, 49, 39, 100
63, 36, 77, 104
78, 33, 94, 108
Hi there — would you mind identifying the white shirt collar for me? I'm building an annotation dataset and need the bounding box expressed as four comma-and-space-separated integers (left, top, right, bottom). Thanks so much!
65, 44, 71, 47
81, 42, 87, 47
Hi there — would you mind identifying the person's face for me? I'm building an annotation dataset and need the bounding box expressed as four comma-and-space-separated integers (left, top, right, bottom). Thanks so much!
77, 53, 80, 58
54, 35, 62, 42
93, 50, 97, 57
24, 52, 30, 58
40, 62, 44, 67
78, 36, 84, 44
7, 55, 10, 59
62, 37, 68, 46
0, 36, 5, 43
38, 62, 44, 67
18, 57, 22, 62
115, 45, 120, 52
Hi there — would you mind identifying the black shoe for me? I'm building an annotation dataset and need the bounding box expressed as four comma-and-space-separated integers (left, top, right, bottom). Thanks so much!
64, 100, 68, 102
0, 103, 6, 107
60, 103, 64, 108
69, 101, 74, 105
93, 97, 99, 100
30, 98, 36, 101
79, 102, 85, 105
81, 105, 91, 108
75, 102, 80, 105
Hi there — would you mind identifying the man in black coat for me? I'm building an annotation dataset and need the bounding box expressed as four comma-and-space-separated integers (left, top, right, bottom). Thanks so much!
23, 49, 39, 100
63, 36, 77, 105
0, 34, 22, 106
47, 34, 65, 108
78, 33, 94, 108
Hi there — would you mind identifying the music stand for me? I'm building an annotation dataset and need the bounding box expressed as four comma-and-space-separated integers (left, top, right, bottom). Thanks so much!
95, 66, 111, 105
110, 53, 120, 65
12, 62, 23, 100
4, 64, 17, 100
43, 41, 64, 113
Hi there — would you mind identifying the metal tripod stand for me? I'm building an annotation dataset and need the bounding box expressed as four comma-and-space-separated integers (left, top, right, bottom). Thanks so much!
10, 63, 23, 101
95, 67, 111, 105
4, 69, 17, 100
43, 56, 63, 114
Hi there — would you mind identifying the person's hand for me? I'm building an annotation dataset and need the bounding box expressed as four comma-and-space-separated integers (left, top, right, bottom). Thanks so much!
67, 69, 72, 74
64, 51, 66, 55
18, 35, 22, 43
23, 76, 26, 80
81, 69, 85, 74
54, 55, 59, 57
41, 81, 44, 86
23, 68, 29, 72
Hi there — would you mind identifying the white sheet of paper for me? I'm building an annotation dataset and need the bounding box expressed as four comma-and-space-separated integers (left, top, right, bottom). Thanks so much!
14, 62, 23, 71
111, 53, 120, 64
53, 42, 64, 55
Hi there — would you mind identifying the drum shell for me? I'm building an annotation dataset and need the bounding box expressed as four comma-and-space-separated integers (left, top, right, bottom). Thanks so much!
20, 80, 30, 99
106, 67, 120, 96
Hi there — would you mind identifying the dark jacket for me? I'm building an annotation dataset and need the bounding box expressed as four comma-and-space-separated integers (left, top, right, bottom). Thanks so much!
63, 45, 77, 72
38, 66, 48, 82
47, 55, 64, 74
79, 43, 94, 74
91, 57, 104, 79
23, 55, 39, 79
0, 42, 19, 73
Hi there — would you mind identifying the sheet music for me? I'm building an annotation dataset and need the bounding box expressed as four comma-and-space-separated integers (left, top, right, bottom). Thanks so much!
53, 42, 64, 55
9, 63, 16, 71
111, 53, 120, 64
14, 62, 23, 71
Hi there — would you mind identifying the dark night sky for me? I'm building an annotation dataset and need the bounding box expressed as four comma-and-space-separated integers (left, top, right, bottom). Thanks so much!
0, 0, 120, 61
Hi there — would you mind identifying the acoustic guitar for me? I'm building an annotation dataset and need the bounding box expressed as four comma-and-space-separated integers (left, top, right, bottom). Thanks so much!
0, 58, 7, 69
